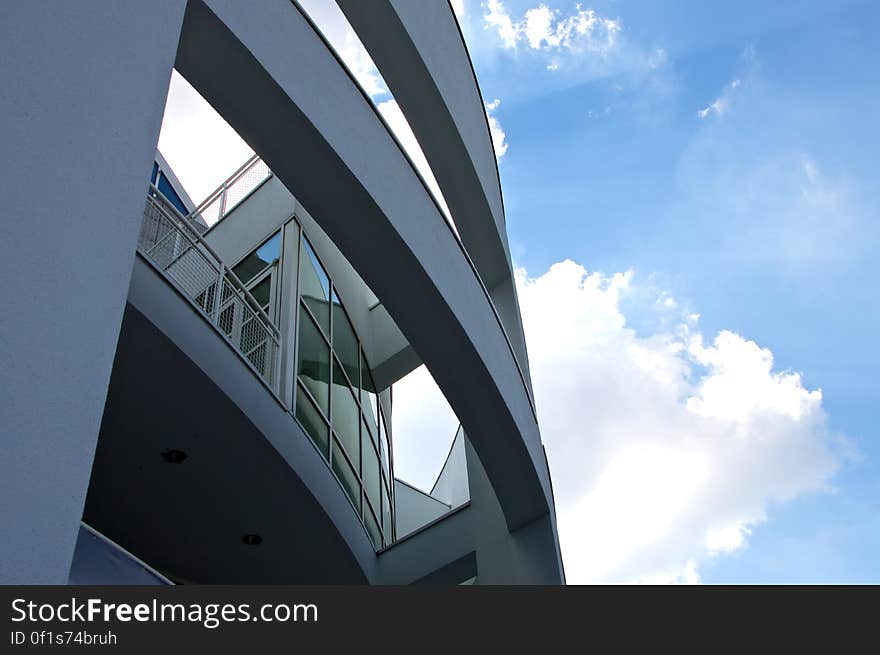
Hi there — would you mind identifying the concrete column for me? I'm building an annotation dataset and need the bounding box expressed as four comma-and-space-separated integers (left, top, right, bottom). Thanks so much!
0, 1, 187, 583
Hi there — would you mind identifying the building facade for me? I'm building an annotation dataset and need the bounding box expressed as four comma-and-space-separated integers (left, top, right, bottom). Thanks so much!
1, 0, 564, 585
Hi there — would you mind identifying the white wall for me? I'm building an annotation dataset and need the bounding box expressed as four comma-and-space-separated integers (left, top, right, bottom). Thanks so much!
0, 1, 187, 583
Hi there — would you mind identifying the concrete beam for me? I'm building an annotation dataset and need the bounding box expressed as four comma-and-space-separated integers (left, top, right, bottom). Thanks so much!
336, 0, 510, 288
337, 0, 534, 390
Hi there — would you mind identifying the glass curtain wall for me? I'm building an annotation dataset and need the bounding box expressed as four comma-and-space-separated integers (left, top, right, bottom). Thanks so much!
294, 236, 394, 549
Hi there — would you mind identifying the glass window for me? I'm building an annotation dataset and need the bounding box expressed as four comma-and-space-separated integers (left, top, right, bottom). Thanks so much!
364, 502, 382, 549
380, 424, 390, 479
150, 161, 159, 184
248, 277, 271, 310
296, 227, 396, 551
331, 359, 360, 468
332, 436, 360, 513
157, 171, 189, 216
382, 483, 392, 541
297, 310, 329, 414
360, 350, 379, 438
380, 408, 390, 467
234, 232, 281, 285
300, 238, 330, 335
295, 385, 329, 459
332, 291, 359, 385
362, 426, 381, 516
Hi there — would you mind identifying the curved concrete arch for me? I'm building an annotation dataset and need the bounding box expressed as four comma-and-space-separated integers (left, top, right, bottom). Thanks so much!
176, 0, 555, 535
336, 0, 509, 287
335, 0, 535, 390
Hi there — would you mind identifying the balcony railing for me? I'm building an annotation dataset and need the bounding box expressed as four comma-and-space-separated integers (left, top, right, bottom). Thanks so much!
139, 188, 281, 391
189, 154, 271, 228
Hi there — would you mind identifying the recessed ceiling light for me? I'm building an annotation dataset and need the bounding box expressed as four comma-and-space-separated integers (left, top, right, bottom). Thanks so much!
242, 534, 263, 545
160, 449, 187, 463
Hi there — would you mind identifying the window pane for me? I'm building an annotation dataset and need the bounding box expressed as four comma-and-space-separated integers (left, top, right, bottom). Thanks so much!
234, 232, 280, 285
150, 161, 159, 184
380, 425, 390, 479
362, 426, 380, 516
364, 501, 382, 549
380, 408, 390, 473
300, 238, 330, 335
332, 437, 360, 513
332, 291, 359, 385
382, 482, 392, 541
360, 350, 379, 439
331, 359, 360, 468
248, 276, 271, 309
295, 385, 329, 459
297, 309, 329, 414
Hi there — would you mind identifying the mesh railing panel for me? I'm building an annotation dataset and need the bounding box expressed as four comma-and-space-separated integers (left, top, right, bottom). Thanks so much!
139, 193, 280, 390
223, 159, 271, 214
190, 156, 271, 228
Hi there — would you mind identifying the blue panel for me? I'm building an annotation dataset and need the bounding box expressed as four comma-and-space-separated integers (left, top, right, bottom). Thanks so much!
158, 171, 189, 216
150, 161, 158, 184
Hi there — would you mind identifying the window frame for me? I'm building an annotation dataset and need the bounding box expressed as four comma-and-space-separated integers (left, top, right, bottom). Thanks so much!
293, 230, 395, 548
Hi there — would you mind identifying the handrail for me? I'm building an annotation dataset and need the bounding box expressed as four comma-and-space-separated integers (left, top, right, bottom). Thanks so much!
149, 186, 279, 336
187, 154, 271, 230
141, 188, 281, 391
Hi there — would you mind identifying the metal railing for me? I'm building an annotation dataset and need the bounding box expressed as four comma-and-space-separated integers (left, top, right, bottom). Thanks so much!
189, 154, 271, 228
140, 188, 281, 390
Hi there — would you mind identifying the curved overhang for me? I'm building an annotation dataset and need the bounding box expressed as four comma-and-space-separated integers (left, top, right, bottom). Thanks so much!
175, 0, 554, 532
335, 0, 535, 389
85, 256, 376, 583
335, 0, 510, 290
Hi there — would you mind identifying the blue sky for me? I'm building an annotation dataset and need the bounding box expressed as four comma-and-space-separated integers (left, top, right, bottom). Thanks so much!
452, 0, 879, 582
160, 0, 879, 583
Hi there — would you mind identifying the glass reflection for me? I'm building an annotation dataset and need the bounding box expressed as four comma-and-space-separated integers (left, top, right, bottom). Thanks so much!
331, 359, 360, 468
364, 505, 382, 549
360, 350, 379, 438
332, 290, 359, 385
292, 228, 395, 550
295, 385, 329, 458
382, 483, 392, 540
234, 232, 281, 284
297, 309, 329, 413
300, 238, 330, 335
332, 437, 360, 513
362, 421, 381, 516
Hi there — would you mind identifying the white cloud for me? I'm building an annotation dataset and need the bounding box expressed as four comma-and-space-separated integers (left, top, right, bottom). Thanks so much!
338, 32, 388, 98
393, 258, 845, 583
450, 0, 467, 19
697, 78, 741, 119
297, 0, 388, 99
515, 260, 845, 583
484, 0, 621, 56
484, 0, 520, 48
485, 98, 508, 159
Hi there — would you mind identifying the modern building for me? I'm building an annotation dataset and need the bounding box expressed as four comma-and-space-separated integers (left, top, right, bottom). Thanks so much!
1, 0, 564, 584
